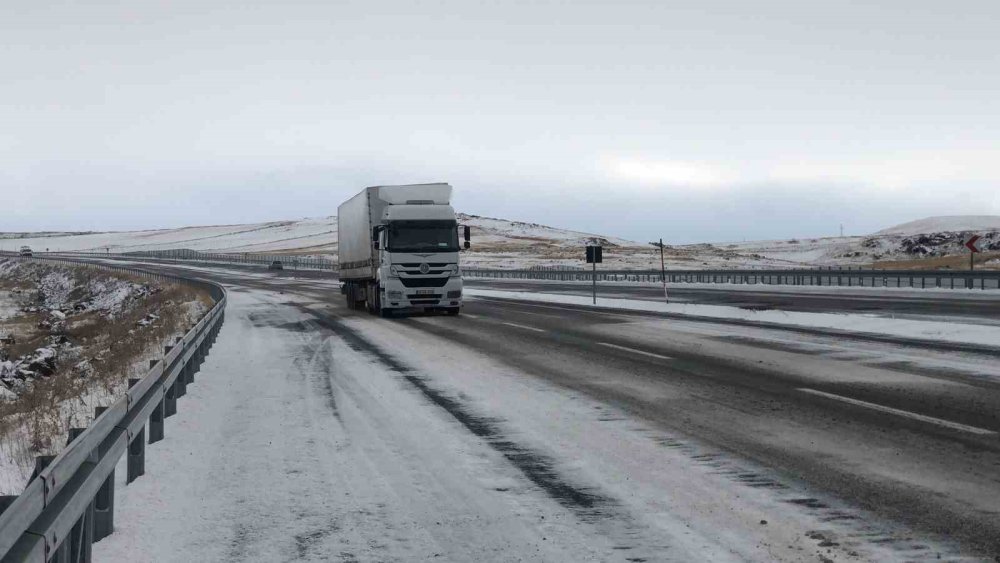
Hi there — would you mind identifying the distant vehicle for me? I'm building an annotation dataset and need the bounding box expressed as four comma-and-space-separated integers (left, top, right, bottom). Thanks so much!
18, 246, 32, 257
267, 260, 284, 270
338, 183, 470, 317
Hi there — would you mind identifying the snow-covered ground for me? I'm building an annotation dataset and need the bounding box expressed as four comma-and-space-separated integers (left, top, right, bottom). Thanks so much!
0, 292, 19, 322
94, 284, 963, 562
464, 288, 1000, 349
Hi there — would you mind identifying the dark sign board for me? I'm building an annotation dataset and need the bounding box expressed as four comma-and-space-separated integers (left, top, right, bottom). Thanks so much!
586, 245, 603, 264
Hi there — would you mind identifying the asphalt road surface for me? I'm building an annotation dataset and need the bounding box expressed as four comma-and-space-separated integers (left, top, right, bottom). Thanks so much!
91, 261, 1000, 562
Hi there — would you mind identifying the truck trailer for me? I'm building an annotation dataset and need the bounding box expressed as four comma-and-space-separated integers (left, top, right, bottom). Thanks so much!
338, 183, 469, 317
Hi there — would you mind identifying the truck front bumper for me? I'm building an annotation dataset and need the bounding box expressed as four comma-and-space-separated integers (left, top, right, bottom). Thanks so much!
382, 277, 463, 309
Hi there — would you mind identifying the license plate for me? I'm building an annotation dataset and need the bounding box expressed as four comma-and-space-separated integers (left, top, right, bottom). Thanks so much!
415, 289, 435, 295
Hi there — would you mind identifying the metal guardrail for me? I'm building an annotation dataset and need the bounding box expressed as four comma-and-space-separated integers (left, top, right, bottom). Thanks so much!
10, 250, 336, 272
464, 268, 1000, 290
0, 256, 227, 562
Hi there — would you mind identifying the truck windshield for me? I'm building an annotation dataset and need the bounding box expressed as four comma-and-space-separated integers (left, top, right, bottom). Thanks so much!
387, 220, 459, 252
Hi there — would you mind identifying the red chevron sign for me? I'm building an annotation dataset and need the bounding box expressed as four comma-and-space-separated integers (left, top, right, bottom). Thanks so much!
965, 235, 981, 253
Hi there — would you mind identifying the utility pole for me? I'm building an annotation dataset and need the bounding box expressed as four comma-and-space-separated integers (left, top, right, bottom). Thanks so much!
658, 238, 669, 303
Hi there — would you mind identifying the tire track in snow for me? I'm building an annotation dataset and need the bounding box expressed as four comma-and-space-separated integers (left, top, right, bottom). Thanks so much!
303, 309, 619, 521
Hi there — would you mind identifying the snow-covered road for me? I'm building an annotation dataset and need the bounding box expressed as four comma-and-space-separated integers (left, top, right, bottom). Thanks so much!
90, 265, 999, 561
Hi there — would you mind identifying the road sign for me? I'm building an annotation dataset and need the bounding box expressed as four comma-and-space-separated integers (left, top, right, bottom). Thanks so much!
586, 245, 602, 304
965, 234, 981, 272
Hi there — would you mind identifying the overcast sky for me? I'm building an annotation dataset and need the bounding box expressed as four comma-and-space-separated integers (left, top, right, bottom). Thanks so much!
4, 0, 999, 243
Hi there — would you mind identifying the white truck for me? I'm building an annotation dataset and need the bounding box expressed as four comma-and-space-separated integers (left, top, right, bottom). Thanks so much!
338, 183, 469, 317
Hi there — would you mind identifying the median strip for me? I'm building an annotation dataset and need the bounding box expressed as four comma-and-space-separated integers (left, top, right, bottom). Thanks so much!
598, 342, 673, 361
798, 388, 997, 436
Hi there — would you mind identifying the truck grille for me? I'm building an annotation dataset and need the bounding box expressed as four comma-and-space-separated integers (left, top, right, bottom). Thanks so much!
399, 277, 449, 288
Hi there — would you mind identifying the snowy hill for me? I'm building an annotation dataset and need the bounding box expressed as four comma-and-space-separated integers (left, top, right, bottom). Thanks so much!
713, 216, 1000, 268
876, 216, 1000, 236
2, 214, 998, 270
1, 218, 339, 256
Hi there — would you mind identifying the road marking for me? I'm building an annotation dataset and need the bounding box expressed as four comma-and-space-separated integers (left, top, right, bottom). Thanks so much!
500, 322, 546, 333
598, 342, 673, 361
473, 297, 636, 320
511, 309, 561, 318
462, 313, 483, 319
798, 388, 997, 436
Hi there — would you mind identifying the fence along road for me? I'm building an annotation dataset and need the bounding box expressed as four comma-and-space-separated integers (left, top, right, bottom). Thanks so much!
0, 257, 227, 563
464, 268, 1000, 290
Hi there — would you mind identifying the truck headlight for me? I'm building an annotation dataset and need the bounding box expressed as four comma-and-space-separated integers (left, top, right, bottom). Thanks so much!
387, 290, 403, 299
449, 264, 461, 276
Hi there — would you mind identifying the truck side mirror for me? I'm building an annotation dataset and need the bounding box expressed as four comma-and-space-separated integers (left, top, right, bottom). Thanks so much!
463, 226, 471, 249
372, 226, 381, 249
374, 239, 380, 250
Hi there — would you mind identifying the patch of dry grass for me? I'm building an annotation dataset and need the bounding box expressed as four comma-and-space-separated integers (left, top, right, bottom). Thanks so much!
0, 263, 212, 492
871, 251, 1000, 271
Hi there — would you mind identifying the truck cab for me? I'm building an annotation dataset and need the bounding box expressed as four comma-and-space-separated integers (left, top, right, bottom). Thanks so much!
18, 246, 32, 257
338, 183, 469, 317
374, 205, 465, 315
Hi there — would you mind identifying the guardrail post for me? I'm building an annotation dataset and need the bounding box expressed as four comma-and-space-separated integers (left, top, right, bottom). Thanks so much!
150, 395, 165, 444
126, 379, 146, 483
127, 425, 145, 484
56, 427, 96, 562
162, 346, 178, 418
91, 406, 115, 541
172, 336, 186, 393
175, 366, 187, 397
30, 455, 56, 483
0, 496, 17, 517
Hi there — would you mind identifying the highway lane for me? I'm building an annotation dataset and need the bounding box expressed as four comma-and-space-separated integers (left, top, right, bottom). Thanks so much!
465, 277, 1000, 325
92, 261, 1000, 561
65, 255, 1000, 323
